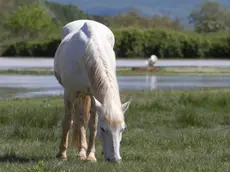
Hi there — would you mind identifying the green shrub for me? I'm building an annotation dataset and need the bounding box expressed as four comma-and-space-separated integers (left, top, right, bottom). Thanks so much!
1, 28, 230, 59
1, 38, 60, 57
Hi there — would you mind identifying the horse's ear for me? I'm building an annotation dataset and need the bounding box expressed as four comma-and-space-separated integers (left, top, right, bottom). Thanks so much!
94, 97, 102, 109
122, 99, 132, 114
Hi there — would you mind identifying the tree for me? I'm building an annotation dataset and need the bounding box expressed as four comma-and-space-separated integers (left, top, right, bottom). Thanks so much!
189, 1, 230, 33
94, 10, 184, 30
45, 1, 90, 25
4, 3, 58, 40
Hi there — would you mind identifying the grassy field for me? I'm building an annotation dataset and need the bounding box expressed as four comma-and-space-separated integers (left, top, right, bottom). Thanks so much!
0, 66, 230, 76
1, 89, 230, 171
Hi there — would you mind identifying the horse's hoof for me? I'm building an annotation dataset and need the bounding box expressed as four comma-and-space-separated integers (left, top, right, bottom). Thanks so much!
77, 150, 87, 161
86, 153, 97, 162
86, 156, 97, 162
56, 153, 67, 161
78, 156, 87, 161
77, 154, 87, 161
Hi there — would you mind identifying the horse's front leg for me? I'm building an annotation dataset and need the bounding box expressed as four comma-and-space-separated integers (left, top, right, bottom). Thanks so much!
86, 94, 98, 162
56, 92, 72, 160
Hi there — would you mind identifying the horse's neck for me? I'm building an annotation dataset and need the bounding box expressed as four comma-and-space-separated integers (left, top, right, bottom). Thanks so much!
94, 72, 121, 106
99, 80, 123, 122
84, 39, 123, 121
84, 37, 120, 106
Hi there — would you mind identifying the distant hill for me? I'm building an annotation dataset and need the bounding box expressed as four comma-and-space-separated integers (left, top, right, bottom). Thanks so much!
45, 1, 90, 24
0, 0, 89, 26
0, 0, 90, 42
0, 0, 41, 19
48, 0, 230, 26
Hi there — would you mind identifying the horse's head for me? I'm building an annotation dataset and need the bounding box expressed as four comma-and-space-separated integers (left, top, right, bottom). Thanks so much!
94, 98, 131, 163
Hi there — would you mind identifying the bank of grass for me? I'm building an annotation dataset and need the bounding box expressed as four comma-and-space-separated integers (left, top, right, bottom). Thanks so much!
0, 66, 230, 76
0, 87, 39, 99
0, 68, 54, 75
118, 66, 230, 76
1, 89, 230, 171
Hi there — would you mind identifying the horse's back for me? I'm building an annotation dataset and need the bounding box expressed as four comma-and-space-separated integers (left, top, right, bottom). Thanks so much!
61, 19, 115, 47
55, 21, 116, 93
54, 23, 93, 91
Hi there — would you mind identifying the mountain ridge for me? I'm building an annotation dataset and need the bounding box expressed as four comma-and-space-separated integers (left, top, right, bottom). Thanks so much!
48, 0, 230, 26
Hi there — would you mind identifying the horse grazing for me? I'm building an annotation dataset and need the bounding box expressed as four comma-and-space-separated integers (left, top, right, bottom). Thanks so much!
54, 21, 131, 163
61, 19, 115, 48
60, 19, 116, 150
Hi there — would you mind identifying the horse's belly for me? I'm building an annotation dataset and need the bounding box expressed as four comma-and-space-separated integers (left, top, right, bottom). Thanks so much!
61, 66, 90, 92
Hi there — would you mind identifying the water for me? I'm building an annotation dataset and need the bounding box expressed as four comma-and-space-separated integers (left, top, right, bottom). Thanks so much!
0, 75, 230, 98
1, 58, 230, 69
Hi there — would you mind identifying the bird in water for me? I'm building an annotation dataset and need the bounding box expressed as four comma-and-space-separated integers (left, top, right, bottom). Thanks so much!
146, 54, 158, 68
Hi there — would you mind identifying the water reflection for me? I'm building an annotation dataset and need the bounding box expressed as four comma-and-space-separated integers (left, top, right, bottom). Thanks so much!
143, 75, 230, 90
145, 75, 157, 90
0, 74, 230, 98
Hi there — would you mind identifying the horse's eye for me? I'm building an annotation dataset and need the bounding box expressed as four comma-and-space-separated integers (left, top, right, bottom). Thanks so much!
120, 127, 126, 132
100, 127, 105, 132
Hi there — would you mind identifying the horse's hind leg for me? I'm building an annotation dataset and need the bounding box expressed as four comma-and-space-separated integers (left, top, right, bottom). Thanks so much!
56, 91, 72, 160
83, 95, 91, 126
73, 95, 89, 160
86, 94, 98, 162
78, 95, 91, 160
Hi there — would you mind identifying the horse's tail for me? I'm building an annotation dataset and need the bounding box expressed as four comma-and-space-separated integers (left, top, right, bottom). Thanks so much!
71, 95, 91, 148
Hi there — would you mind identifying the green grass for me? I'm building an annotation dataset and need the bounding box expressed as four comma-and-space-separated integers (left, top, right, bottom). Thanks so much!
0, 66, 229, 76
0, 68, 54, 75
1, 89, 230, 171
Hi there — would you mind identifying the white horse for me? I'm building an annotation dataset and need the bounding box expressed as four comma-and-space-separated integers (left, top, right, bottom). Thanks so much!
61, 19, 115, 48
61, 19, 116, 156
54, 21, 131, 163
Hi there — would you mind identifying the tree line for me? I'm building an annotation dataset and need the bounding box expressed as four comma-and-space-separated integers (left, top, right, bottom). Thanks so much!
2, 0, 230, 37
2, 28, 230, 58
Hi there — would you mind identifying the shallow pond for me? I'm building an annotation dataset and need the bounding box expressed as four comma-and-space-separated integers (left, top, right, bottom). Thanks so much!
0, 74, 230, 99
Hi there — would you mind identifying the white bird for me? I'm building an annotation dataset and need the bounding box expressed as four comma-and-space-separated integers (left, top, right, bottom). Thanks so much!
146, 55, 158, 67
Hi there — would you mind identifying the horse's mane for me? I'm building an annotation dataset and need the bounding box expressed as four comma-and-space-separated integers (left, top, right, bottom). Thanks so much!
82, 23, 123, 123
